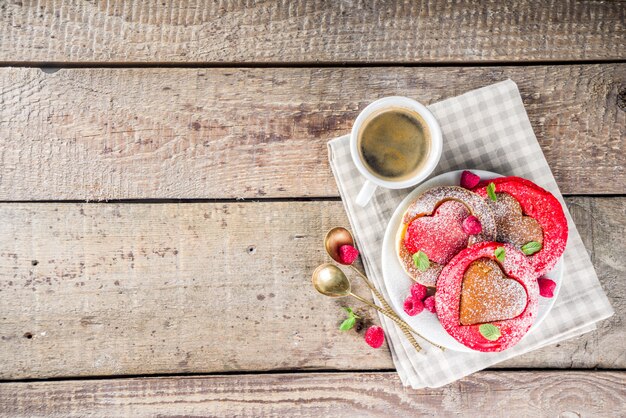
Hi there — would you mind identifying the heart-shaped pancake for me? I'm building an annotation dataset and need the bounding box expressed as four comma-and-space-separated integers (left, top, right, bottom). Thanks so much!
473, 177, 568, 277
490, 193, 543, 248
460, 258, 527, 325
436, 242, 538, 352
404, 201, 470, 265
397, 186, 497, 287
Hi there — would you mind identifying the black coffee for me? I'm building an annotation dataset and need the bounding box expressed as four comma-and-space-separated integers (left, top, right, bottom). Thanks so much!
358, 108, 431, 181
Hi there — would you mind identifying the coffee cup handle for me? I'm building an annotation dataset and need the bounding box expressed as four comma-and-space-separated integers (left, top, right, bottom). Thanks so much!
355, 180, 377, 207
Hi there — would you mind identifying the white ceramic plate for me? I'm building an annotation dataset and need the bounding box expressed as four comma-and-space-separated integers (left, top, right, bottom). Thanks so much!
381, 170, 563, 352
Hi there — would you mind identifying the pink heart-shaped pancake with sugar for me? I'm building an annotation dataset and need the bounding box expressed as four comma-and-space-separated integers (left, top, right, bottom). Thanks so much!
404, 201, 470, 264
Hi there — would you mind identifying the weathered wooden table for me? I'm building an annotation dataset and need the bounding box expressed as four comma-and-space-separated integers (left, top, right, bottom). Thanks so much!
0, 2, 624, 416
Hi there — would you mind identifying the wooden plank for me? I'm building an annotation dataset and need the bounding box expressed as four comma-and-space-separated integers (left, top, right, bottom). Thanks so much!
0, 371, 624, 417
0, 65, 624, 200
0, 1, 623, 64
0, 198, 622, 380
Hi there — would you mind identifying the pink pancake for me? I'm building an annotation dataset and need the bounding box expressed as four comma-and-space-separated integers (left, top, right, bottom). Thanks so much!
404, 201, 470, 264
473, 177, 568, 277
436, 242, 539, 352
397, 186, 497, 287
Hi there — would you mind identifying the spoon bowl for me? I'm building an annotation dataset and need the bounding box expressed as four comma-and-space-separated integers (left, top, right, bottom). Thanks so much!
312, 264, 351, 297
324, 227, 355, 265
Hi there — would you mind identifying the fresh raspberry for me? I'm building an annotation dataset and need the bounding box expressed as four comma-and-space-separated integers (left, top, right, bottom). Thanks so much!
364, 325, 385, 348
423, 296, 436, 313
462, 215, 482, 235
410, 282, 428, 301
538, 277, 556, 298
460, 170, 481, 189
403, 295, 425, 316
338, 245, 359, 265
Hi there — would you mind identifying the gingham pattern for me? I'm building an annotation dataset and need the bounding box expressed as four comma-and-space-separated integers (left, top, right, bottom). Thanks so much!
327, 80, 614, 389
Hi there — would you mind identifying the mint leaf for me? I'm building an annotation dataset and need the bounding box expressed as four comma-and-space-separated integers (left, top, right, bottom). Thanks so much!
342, 307, 359, 320
522, 241, 542, 255
487, 182, 497, 202
412, 251, 430, 272
494, 246, 506, 262
339, 317, 356, 331
479, 323, 501, 341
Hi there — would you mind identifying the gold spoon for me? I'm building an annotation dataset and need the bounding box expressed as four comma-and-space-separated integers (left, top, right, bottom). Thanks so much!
314, 263, 434, 352
324, 227, 423, 351
324, 227, 445, 351
325, 227, 401, 315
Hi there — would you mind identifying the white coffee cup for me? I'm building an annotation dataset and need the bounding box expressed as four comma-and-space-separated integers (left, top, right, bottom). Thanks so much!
350, 96, 443, 207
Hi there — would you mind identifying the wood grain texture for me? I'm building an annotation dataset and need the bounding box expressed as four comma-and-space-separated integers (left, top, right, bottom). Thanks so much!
0, 0, 624, 64
0, 371, 624, 417
0, 198, 623, 380
0, 64, 624, 200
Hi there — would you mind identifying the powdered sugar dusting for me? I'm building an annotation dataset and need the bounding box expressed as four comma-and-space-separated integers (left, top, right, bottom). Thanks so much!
404, 201, 470, 264
402, 186, 497, 244
398, 243, 443, 287
474, 177, 568, 277
460, 258, 527, 325
490, 193, 543, 248
397, 186, 497, 287
435, 242, 539, 352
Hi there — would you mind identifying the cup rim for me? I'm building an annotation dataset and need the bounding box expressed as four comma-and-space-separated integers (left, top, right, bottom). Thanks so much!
349, 96, 443, 189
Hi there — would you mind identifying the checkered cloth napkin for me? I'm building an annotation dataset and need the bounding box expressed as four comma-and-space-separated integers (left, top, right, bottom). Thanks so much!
327, 80, 614, 388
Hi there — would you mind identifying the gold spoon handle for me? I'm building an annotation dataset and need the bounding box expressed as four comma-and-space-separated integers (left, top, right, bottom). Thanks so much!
349, 265, 446, 351
350, 291, 446, 351
349, 265, 398, 317
382, 312, 423, 354
348, 265, 423, 353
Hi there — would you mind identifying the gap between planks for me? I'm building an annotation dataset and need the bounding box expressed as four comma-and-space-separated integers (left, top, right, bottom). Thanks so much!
2, 59, 626, 69
0, 195, 620, 204
0, 371, 624, 418
0, 367, 622, 385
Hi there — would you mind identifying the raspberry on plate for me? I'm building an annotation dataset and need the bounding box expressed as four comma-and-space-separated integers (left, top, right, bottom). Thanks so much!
410, 282, 428, 301
423, 295, 436, 313
462, 215, 482, 235
460, 170, 481, 189
404, 295, 425, 316
538, 277, 556, 298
